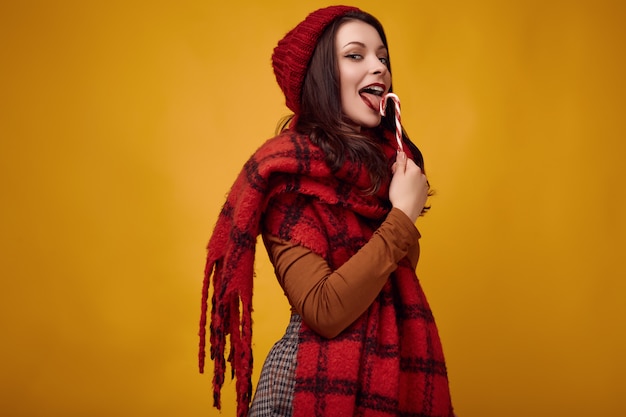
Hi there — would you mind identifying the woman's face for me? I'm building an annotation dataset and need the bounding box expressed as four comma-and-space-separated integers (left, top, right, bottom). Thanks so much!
335, 20, 391, 130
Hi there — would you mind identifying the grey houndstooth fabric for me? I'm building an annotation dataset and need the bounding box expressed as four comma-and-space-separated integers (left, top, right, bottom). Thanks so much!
248, 315, 301, 417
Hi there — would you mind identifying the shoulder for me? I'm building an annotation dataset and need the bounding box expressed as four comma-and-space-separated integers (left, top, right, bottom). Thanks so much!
254, 130, 317, 158
246, 130, 326, 176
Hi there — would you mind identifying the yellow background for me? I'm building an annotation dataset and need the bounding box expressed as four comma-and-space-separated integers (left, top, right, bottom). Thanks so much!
1, 0, 624, 416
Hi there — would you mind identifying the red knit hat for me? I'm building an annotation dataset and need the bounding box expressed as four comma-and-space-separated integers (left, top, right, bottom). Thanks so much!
272, 5, 361, 114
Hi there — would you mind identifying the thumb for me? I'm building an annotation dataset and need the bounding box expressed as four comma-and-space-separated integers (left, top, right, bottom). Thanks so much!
394, 151, 407, 174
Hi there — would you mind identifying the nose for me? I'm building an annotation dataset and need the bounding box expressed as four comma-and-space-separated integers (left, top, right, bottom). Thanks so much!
371, 56, 388, 75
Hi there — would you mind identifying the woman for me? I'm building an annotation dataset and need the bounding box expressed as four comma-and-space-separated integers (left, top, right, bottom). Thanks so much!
199, 5, 454, 417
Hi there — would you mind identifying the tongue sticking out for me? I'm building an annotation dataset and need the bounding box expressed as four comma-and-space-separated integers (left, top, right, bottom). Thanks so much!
360, 92, 383, 112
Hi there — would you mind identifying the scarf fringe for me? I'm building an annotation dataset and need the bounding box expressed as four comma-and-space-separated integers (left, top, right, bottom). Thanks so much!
199, 253, 255, 417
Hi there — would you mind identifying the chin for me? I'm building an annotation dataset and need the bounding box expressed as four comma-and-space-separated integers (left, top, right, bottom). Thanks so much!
359, 116, 382, 129
348, 117, 380, 128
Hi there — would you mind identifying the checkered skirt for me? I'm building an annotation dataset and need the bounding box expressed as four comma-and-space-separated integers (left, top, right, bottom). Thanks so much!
248, 315, 302, 417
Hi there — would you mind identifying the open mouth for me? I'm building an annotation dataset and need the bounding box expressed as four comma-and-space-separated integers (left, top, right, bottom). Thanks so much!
359, 84, 385, 111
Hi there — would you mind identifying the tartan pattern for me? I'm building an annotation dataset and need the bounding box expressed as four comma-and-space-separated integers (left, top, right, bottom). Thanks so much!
248, 315, 302, 417
199, 129, 453, 417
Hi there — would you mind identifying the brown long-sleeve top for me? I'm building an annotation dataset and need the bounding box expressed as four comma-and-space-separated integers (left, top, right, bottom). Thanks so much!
262, 208, 420, 339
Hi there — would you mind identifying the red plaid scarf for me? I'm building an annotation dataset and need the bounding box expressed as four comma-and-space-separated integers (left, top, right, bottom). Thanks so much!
199, 129, 453, 417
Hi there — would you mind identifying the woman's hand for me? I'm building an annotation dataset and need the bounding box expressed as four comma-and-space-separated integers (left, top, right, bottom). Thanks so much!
389, 151, 429, 223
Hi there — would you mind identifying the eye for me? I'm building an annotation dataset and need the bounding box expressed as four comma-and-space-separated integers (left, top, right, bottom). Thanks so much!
379, 57, 389, 65
345, 53, 363, 61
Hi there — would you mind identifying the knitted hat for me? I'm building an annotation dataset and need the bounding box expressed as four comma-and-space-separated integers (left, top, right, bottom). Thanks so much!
272, 5, 361, 114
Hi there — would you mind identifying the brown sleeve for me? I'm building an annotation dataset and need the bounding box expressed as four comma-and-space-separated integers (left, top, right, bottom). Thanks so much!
262, 208, 420, 339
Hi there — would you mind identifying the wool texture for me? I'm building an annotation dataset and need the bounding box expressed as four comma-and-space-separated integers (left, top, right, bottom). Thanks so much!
272, 5, 360, 114
199, 129, 454, 417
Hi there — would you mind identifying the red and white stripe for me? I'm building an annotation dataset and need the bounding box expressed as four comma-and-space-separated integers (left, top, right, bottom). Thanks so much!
379, 93, 403, 152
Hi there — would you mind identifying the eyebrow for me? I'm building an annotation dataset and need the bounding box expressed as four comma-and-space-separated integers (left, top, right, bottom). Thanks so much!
342, 41, 387, 52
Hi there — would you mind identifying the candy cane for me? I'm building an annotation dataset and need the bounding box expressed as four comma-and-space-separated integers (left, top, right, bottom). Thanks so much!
379, 93, 403, 152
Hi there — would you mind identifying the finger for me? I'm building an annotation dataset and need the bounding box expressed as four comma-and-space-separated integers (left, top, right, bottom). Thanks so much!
395, 151, 407, 173
402, 157, 424, 174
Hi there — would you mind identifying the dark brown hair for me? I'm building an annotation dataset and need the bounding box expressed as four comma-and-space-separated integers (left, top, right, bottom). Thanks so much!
280, 10, 428, 196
